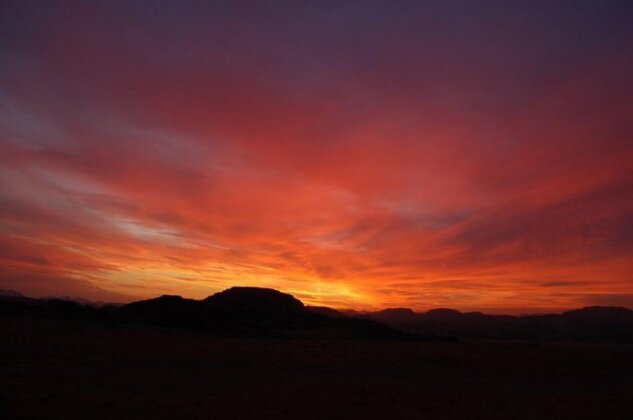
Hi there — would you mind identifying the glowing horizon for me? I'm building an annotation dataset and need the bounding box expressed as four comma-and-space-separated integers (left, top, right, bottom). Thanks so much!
1, 2, 632, 313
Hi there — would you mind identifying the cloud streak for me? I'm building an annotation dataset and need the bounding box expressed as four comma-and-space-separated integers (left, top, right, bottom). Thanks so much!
0, 1, 632, 311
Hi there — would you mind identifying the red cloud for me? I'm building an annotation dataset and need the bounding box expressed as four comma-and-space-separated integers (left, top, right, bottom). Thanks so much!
1, 2, 632, 312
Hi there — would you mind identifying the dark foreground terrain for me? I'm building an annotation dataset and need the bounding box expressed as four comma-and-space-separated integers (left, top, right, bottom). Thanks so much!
1, 316, 632, 420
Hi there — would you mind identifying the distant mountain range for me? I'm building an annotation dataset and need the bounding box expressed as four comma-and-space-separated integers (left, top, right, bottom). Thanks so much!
1, 287, 632, 342
0, 289, 26, 298
354, 306, 633, 342
0, 287, 423, 341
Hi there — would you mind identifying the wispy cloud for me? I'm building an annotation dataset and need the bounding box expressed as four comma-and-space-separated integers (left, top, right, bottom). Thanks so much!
0, 1, 632, 311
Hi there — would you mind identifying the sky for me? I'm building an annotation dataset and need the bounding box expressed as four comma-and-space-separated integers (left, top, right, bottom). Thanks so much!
1, 1, 632, 313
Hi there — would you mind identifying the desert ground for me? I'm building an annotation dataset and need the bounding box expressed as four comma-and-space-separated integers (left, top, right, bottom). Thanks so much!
1, 316, 632, 420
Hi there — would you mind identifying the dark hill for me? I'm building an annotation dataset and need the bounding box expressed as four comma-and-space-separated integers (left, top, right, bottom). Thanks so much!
425, 308, 463, 320
0, 294, 99, 320
562, 306, 633, 322
117, 295, 207, 329
307, 306, 348, 318
371, 308, 418, 323
2, 289, 631, 342
203, 287, 305, 317
113, 287, 414, 340
0, 290, 25, 298
121, 295, 198, 313
358, 306, 633, 342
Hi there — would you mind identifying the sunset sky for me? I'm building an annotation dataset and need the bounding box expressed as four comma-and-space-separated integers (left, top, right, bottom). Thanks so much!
1, 1, 632, 313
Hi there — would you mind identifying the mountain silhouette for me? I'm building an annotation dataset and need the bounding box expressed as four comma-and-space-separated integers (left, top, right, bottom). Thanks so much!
562, 306, 633, 323
358, 306, 633, 342
307, 306, 348, 318
0, 293, 101, 321
0, 289, 25, 298
113, 287, 415, 339
1, 289, 632, 342
40, 295, 114, 308
371, 308, 420, 323
117, 295, 207, 329
203, 287, 305, 319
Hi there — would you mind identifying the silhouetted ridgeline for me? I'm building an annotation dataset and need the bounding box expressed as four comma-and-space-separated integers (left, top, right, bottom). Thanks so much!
356, 306, 633, 342
0, 289, 25, 298
1, 287, 632, 342
0, 287, 421, 341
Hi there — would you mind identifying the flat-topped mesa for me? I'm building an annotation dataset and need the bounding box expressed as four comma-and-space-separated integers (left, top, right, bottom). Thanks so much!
562, 306, 633, 322
424, 308, 463, 320
202, 287, 306, 316
372, 308, 419, 323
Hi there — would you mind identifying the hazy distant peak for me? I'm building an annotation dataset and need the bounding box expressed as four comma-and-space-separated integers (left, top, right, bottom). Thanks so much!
371, 307, 419, 323
563, 306, 633, 320
307, 306, 348, 318
0, 290, 25, 298
378, 308, 416, 315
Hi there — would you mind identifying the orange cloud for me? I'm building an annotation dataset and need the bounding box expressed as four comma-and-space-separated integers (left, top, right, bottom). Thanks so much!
1, 1, 632, 312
